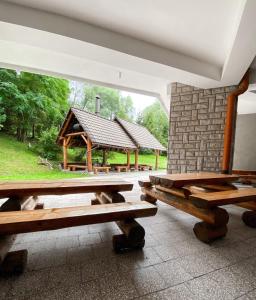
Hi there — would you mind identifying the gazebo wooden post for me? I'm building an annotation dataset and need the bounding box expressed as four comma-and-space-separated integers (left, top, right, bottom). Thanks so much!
87, 138, 93, 172
102, 149, 107, 166
127, 150, 130, 169
155, 149, 159, 170
135, 149, 139, 171
63, 137, 68, 170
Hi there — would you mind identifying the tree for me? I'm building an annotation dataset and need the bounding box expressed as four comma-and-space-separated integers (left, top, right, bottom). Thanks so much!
79, 84, 135, 121
138, 101, 168, 148
0, 68, 70, 141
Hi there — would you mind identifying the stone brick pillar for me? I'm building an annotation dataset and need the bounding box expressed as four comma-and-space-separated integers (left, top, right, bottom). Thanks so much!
168, 83, 237, 174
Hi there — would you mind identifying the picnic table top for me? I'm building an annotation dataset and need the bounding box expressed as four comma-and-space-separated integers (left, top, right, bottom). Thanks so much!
0, 179, 133, 198
149, 172, 239, 188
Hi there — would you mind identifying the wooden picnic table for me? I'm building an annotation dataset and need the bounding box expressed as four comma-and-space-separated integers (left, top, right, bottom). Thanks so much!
0, 179, 157, 276
140, 172, 256, 243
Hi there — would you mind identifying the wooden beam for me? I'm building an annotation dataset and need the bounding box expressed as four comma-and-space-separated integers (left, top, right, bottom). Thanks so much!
142, 187, 229, 227
155, 150, 159, 170
65, 131, 86, 137
135, 149, 139, 171
0, 202, 157, 235
102, 149, 107, 165
222, 70, 249, 174
127, 150, 130, 168
87, 138, 93, 172
189, 188, 256, 209
0, 180, 133, 198
63, 137, 68, 170
81, 134, 88, 145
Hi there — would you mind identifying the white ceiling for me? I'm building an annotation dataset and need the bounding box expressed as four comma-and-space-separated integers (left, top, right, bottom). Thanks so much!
3, 0, 243, 67
0, 0, 256, 111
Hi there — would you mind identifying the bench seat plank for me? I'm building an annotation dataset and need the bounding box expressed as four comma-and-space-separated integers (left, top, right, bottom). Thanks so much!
150, 173, 239, 188
0, 180, 133, 198
189, 188, 256, 208
0, 202, 157, 235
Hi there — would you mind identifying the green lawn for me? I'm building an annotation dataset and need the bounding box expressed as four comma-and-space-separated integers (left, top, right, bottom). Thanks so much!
0, 133, 167, 180
108, 152, 167, 169
0, 134, 86, 180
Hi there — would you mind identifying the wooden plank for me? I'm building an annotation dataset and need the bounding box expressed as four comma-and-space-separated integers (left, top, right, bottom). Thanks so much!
65, 131, 86, 137
149, 172, 239, 188
189, 188, 256, 208
0, 202, 157, 235
142, 187, 228, 226
0, 180, 133, 198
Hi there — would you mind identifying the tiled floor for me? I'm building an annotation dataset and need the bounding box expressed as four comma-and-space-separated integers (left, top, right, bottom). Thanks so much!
1, 171, 256, 299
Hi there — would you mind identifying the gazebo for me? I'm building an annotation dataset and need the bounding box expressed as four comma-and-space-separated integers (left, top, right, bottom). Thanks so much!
57, 107, 166, 172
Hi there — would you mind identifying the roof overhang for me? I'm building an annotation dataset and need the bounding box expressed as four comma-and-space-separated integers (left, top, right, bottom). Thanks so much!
0, 0, 256, 112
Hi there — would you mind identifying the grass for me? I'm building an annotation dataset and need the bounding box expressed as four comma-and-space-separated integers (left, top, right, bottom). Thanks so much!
0, 134, 87, 180
107, 152, 167, 169
0, 133, 167, 180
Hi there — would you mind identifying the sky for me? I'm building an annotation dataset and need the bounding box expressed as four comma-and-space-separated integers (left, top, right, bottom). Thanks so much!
121, 91, 156, 114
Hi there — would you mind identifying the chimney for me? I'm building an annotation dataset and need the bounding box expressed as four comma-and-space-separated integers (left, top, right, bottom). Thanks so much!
95, 95, 101, 116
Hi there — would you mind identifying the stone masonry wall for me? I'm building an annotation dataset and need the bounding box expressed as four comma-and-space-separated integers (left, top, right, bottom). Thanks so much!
168, 83, 237, 173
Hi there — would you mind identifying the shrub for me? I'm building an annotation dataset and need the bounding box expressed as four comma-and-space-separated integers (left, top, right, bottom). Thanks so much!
36, 127, 60, 160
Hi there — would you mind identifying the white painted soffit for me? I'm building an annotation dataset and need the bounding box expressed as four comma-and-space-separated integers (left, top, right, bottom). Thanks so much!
0, 0, 255, 99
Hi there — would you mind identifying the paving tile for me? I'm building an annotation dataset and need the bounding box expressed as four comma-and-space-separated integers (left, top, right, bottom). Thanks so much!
185, 274, 234, 300
154, 260, 193, 286
80, 257, 119, 282
177, 253, 215, 277
153, 244, 180, 261
138, 283, 197, 299
129, 266, 167, 296
33, 248, 67, 270
247, 288, 256, 299
29, 280, 102, 300
66, 245, 94, 265
99, 271, 138, 300
135, 247, 163, 268
79, 232, 101, 245
48, 264, 81, 289
0, 277, 11, 299
55, 236, 80, 249
209, 264, 256, 298
9, 269, 52, 298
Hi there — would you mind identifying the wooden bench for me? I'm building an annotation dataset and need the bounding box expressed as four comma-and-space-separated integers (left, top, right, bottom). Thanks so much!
0, 179, 156, 276
116, 166, 129, 172
139, 164, 153, 171
139, 172, 256, 243
68, 164, 87, 171
93, 166, 111, 175
0, 202, 157, 235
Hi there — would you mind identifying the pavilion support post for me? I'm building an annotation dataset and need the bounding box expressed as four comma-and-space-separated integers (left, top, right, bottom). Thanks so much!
135, 149, 139, 171
87, 138, 93, 173
102, 149, 107, 166
63, 137, 68, 170
127, 150, 130, 169
155, 150, 159, 170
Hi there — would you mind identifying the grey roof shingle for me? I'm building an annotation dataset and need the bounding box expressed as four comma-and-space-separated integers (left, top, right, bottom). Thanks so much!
115, 117, 166, 151
71, 108, 137, 149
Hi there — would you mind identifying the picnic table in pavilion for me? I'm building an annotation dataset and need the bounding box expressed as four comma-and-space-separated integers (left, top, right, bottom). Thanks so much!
0, 179, 157, 276
140, 172, 256, 243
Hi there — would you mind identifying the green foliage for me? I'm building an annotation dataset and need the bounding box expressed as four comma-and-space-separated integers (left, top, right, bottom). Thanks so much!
0, 68, 70, 141
80, 84, 135, 121
138, 101, 168, 148
35, 127, 60, 160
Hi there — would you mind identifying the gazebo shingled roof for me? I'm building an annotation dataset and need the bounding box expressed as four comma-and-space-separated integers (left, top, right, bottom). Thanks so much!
115, 117, 166, 151
69, 108, 137, 150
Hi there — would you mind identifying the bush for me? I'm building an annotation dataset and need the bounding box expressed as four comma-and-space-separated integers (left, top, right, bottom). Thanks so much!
35, 127, 60, 160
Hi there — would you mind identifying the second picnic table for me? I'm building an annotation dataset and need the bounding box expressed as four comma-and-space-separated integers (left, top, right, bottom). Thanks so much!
140, 172, 256, 243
